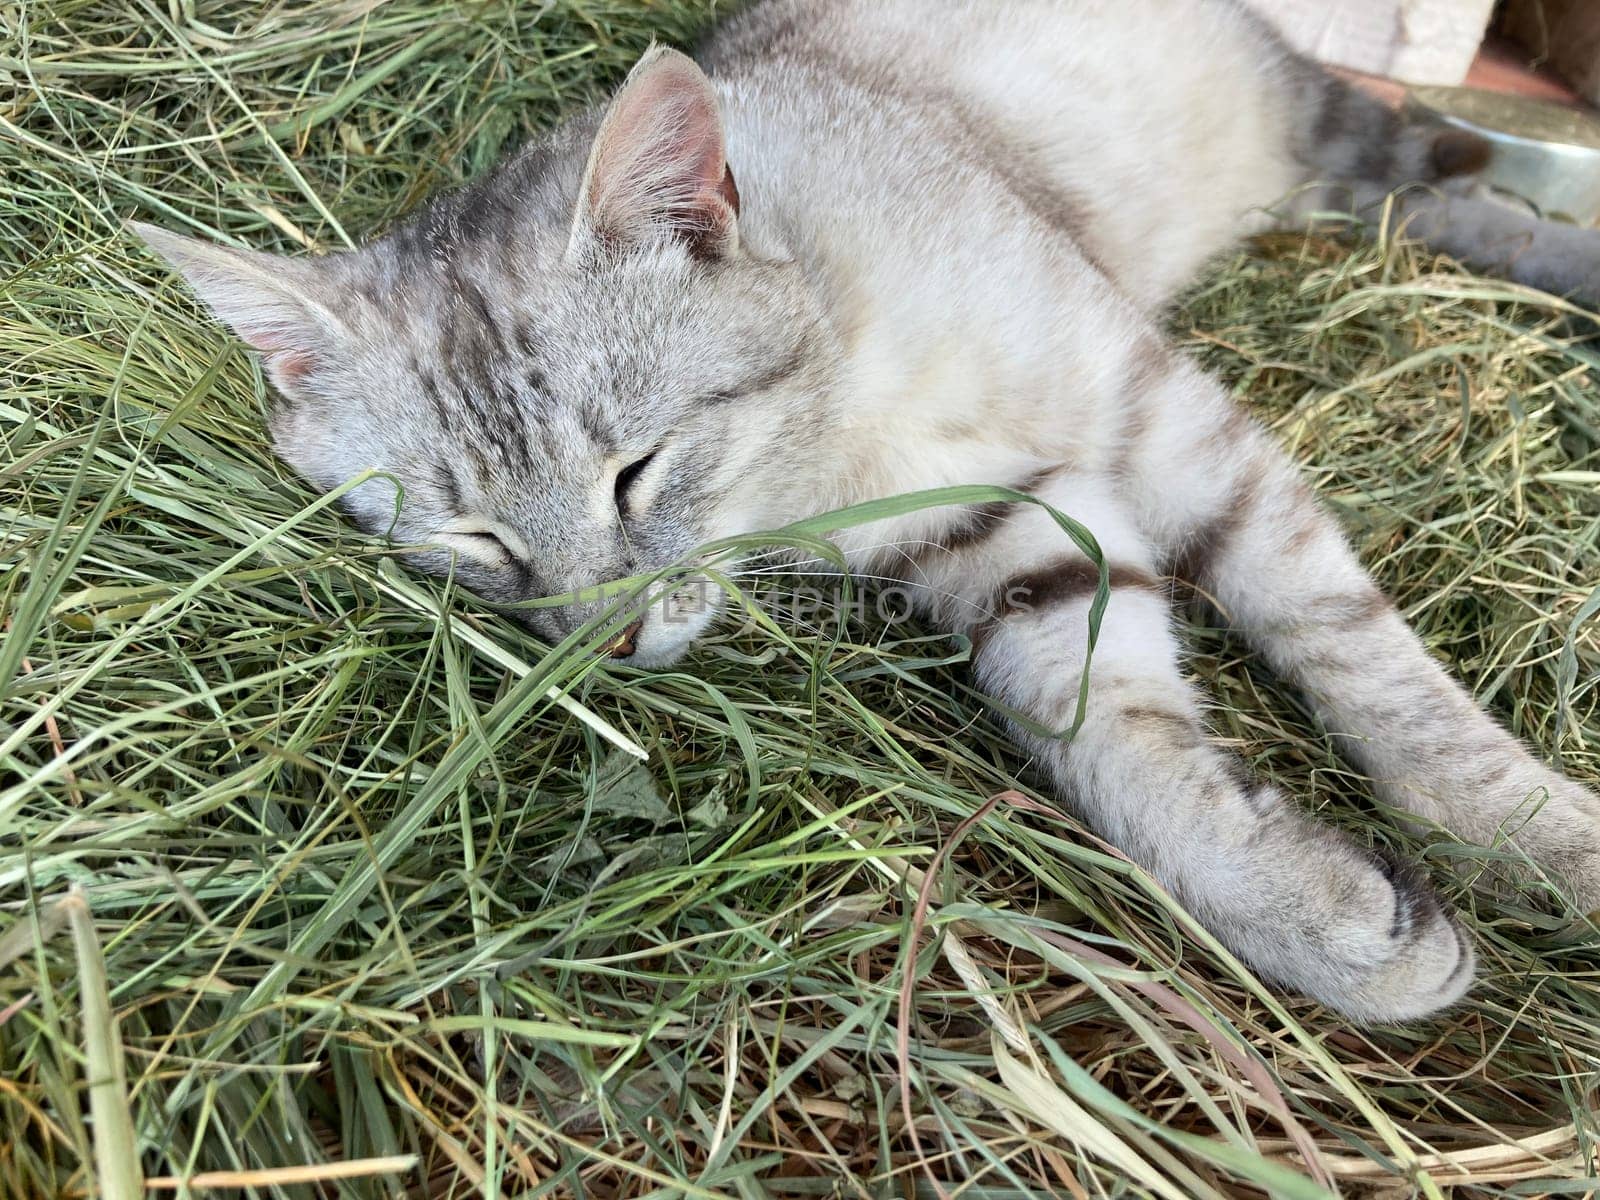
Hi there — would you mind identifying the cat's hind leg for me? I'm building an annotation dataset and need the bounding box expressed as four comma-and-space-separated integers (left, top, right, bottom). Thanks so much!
922, 475, 1475, 1021
1284, 69, 1600, 302
1350, 185, 1600, 305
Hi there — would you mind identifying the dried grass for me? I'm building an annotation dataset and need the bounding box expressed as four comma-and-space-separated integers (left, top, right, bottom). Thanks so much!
2, 3, 1598, 1196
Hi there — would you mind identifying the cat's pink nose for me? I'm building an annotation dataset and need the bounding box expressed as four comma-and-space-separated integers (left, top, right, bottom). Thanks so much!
607, 619, 644, 659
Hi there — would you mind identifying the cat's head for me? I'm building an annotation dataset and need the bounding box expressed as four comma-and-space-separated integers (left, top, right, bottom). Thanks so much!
136, 47, 841, 666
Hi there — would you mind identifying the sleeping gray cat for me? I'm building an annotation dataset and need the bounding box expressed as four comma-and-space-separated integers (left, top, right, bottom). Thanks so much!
135, 0, 1600, 1022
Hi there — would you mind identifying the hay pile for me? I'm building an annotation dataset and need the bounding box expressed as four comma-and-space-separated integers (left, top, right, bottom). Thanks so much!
2, 3, 1597, 1195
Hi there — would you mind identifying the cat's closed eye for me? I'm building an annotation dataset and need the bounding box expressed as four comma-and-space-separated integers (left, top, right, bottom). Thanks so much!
433, 528, 518, 567
614, 449, 659, 515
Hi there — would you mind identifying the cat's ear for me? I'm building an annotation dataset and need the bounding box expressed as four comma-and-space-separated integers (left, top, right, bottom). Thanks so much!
570, 45, 740, 260
131, 222, 346, 396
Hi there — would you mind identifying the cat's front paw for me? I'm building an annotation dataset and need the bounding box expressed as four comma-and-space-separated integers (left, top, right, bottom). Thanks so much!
1531, 826, 1600, 916
1480, 775, 1600, 915
1271, 856, 1476, 1024
1329, 863, 1476, 1023
1550, 782, 1600, 915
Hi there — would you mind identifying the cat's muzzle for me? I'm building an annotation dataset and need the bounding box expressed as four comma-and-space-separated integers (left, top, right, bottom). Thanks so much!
606, 619, 645, 659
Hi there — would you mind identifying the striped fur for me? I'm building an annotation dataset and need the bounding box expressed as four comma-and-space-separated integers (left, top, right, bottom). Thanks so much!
137, 0, 1600, 1022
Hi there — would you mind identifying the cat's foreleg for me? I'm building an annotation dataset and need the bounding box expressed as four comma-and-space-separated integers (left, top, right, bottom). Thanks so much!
1135, 362, 1600, 909
921, 477, 1474, 1021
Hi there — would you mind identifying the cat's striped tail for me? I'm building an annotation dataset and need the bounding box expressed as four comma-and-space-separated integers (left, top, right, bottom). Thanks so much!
1289, 68, 1491, 188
